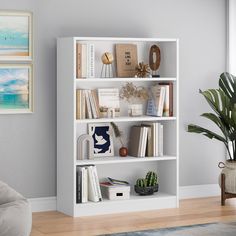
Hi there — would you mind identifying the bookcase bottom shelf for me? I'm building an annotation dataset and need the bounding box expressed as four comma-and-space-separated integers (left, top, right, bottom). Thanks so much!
74, 192, 178, 217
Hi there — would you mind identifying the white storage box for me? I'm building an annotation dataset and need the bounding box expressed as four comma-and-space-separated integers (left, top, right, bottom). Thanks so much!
100, 182, 130, 200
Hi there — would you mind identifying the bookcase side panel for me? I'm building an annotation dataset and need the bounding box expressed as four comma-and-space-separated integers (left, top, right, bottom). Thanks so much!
57, 38, 76, 216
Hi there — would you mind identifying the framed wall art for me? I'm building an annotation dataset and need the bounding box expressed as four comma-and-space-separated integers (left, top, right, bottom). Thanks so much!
88, 123, 114, 157
0, 11, 33, 61
0, 64, 33, 113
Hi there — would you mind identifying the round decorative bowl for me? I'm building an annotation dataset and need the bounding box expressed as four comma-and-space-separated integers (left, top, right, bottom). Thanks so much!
134, 184, 159, 196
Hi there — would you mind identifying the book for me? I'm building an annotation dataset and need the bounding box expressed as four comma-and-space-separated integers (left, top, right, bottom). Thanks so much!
87, 44, 95, 78
150, 85, 166, 116
84, 90, 93, 119
142, 122, 155, 157
140, 126, 148, 157
159, 82, 173, 116
88, 90, 98, 119
76, 90, 82, 119
76, 43, 82, 78
158, 123, 164, 156
129, 126, 142, 157
91, 90, 101, 118
77, 166, 88, 203
87, 166, 100, 202
76, 168, 82, 203
116, 44, 138, 77
97, 88, 120, 117
81, 44, 87, 78
92, 166, 102, 201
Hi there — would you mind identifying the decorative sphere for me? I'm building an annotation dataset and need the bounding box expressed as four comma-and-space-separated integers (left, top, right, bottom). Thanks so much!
101, 52, 114, 64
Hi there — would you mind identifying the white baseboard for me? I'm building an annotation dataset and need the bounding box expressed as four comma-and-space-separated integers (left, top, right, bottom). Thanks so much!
28, 184, 220, 212
179, 184, 220, 199
29, 197, 57, 212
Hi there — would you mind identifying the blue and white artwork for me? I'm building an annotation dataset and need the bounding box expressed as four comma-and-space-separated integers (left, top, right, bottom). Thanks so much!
89, 123, 114, 157
0, 66, 31, 111
0, 13, 31, 59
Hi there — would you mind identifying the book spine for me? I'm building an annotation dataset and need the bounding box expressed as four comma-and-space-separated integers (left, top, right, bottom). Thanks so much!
81, 90, 86, 119
163, 85, 170, 117
91, 90, 101, 118
92, 166, 102, 201
76, 90, 81, 120
84, 90, 93, 119
87, 44, 95, 78
158, 124, 164, 156
157, 87, 166, 117
76, 169, 82, 203
76, 43, 82, 78
88, 166, 99, 202
138, 127, 144, 157
154, 123, 159, 156
81, 44, 87, 78
142, 127, 148, 157
88, 90, 97, 119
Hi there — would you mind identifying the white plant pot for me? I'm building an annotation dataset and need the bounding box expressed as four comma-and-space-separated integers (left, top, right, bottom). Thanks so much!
128, 104, 143, 117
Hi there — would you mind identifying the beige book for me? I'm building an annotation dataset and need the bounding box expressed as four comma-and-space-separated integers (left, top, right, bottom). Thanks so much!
76, 43, 82, 78
76, 90, 81, 119
129, 126, 143, 157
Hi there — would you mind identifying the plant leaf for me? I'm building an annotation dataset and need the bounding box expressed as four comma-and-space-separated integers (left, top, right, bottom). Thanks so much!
188, 124, 227, 143
219, 72, 236, 104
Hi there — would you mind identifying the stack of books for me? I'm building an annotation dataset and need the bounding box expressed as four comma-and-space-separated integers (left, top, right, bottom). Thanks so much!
76, 88, 120, 120
76, 43, 95, 78
76, 89, 100, 119
76, 165, 102, 203
129, 122, 163, 158
147, 82, 173, 117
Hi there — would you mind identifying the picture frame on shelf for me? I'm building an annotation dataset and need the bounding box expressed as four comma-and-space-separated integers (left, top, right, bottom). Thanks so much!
116, 44, 138, 77
0, 11, 33, 61
0, 64, 33, 114
88, 123, 114, 157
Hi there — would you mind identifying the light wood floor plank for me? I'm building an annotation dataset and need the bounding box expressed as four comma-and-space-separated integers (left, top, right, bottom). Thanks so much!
31, 197, 236, 236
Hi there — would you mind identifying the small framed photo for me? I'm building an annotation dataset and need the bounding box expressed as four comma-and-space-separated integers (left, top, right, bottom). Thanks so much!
88, 123, 114, 157
0, 11, 33, 61
0, 64, 33, 114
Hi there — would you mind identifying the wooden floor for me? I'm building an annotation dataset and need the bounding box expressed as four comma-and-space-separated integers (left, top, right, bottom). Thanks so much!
31, 197, 236, 236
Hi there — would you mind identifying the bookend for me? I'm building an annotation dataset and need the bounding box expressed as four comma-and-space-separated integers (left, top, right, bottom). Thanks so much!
77, 134, 94, 160
221, 173, 236, 205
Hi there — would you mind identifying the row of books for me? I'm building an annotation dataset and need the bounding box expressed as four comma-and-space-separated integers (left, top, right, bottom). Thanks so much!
76, 165, 102, 203
129, 122, 163, 157
76, 43, 95, 78
147, 82, 173, 117
76, 88, 120, 119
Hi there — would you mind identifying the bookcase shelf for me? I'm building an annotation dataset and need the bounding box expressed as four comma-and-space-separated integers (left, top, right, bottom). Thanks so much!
75, 77, 177, 82
57, 37, 179, 217
76, 116, 177, 124
76, 155, 177, 165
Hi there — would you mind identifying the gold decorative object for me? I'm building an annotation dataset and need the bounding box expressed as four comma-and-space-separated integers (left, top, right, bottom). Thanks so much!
101, 52, 114, 64
135, 62, 151, 78
101, 52, 114, 77
120, 82, 149, 103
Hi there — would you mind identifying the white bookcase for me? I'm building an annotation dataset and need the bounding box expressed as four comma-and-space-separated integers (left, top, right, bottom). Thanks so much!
57, 37, 179, 217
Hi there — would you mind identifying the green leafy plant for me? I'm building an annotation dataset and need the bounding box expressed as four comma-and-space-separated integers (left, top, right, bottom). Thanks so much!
188, 72, 236, 161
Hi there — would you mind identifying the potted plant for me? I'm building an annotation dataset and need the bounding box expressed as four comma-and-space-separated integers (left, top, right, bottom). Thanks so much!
120, 82, 149, 116
188, 72, 236, 193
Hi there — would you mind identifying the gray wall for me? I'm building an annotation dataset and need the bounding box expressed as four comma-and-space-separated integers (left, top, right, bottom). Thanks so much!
0, 0, 226, 198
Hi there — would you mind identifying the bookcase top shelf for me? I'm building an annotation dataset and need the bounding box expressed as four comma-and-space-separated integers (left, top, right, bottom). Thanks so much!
76, 116, 176, 123
75, 77, 177, 82
76, 155, 177, 165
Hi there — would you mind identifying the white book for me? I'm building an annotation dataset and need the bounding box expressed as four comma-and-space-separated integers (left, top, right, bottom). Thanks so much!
87, 166, 99, 202
154, 123, 159, 156
84, 90, 93, 119
138, 127, 144, 157
81, 44, 87, 78
92, 166, 102, 201
82, 168, 88, 203
141, 127, 148, 157
158, 124, 164, 156
87, 44, 95, 78
151, 86, 166, 116
160, 85, 170, 117
88, 90, 97, 119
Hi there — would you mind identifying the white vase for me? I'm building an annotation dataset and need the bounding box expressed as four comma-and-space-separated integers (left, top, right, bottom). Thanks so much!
219, 161, 236, 194
128, 104, 143, 117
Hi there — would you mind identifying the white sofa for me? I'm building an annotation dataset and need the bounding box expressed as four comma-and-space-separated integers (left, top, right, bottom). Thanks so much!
0, 181, 32, 236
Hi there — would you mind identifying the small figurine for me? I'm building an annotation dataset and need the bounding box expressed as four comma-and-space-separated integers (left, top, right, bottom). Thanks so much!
101, 52, 115, 77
